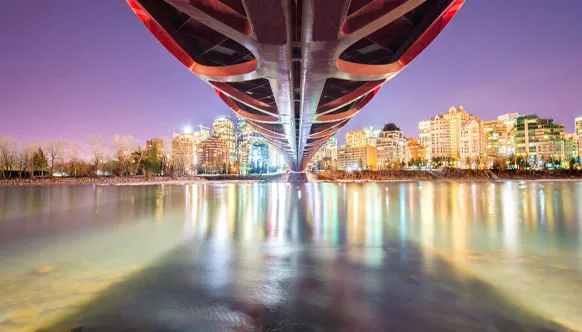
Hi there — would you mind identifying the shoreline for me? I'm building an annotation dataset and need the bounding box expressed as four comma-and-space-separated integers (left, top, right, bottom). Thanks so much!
2, 172, 582, 187
314, 168, 582, 183
0, 176, 205, 187
313, 178, 582, 183
0, 174, 290, 187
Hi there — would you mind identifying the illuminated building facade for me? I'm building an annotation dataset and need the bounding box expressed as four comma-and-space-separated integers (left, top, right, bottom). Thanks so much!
194, 125, 210, 143
483, 114, 517, 163
514, 115, 565, 162
377, 125, 407, 169
193, 125, 210, 165
197, 136, 229, 174
421, 106, 483, 162
309, 151, 323, 170
212, 116, 236, 165
459, 119, 483, 164
238, 141, 251, 174
341, 128, 378, 170
236, 116, 267, 174
483, 119, 506, 162
309, 136, 338, 170
128, 0, 464, 171
338, 145, 377, 171
576, 117, 582, 160
323, 137, 338, 161
563, 133, 579, 163
418, 120, 431, 156
171, 132, 196, 175
249, 140, 269, 173
346, 130, 367, 148
364, 127, 382, 146
498, 113, 520, 127
406, 138, 426, 162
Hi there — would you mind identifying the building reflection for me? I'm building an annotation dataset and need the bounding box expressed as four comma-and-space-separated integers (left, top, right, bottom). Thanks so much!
2, 182, 582, 331
168, 181, 582, 262
2, 181, 580, 262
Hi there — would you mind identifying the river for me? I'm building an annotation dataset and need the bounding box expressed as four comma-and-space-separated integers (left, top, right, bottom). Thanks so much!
0, 181, 581, 331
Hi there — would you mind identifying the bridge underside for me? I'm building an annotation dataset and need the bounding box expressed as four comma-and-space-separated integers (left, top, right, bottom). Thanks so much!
128, 0, 464, 171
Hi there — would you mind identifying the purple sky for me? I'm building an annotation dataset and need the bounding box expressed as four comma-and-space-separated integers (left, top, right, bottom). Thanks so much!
1, 0, 581, 146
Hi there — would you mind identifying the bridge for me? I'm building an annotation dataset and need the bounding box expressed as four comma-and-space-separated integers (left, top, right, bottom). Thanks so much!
127, 0, 464, 171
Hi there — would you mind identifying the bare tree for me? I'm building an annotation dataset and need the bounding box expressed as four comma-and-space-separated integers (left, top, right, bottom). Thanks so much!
67, 141, 80, 177
0, 136, 16, 178
56, 138, 70, 174
86, 135, 105, 174
18, 142, 38, 178
161, 137, 171, 175
16, 146, 28, 178
46, 140, 59, 176
112, 135, 139, 176
112, 135, 126, 176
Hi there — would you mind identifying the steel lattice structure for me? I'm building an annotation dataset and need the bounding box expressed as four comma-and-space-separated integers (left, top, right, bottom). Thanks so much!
127, 0, 464, 171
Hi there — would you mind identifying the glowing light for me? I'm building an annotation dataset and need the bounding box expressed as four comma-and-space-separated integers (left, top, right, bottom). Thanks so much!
182, 124, 193, 134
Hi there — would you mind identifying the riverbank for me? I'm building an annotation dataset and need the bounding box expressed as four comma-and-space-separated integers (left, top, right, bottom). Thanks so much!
2, 169, 582, 186
0, 173, 291, 187
315, 168, 582, 181
0, 176, 207, 187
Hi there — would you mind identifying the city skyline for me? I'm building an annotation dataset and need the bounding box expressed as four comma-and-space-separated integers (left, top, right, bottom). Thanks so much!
2, 109, 579, 169
1, 1, 581, 145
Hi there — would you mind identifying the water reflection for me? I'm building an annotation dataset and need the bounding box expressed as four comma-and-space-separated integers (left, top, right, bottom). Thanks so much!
0, 182, 581, 331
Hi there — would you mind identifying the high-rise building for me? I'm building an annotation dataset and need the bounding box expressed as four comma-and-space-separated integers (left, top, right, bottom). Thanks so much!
197, 136, 229, 174
337, 145, 377, 171
406, 138, 426, 163
320, 136, 338, 170
322, 136, 338, 160
171, 132, 196, 175
309, 149, 324, 170
418, 120, 431, 156
514, 115, 565, 162
483, 119, 504, 161
193, 125, 210, 143
237, 115, 248, 136
308, 136, 338, 170
377, 124, 407, 169
236, 116, 265, 174
193, 125, 210, 165
249, 140, 269, 173
212, 116, 236, 166
576, 117, 582, 136
498, 113, 520, 127
460, 119, 483, 164
420, 106, 483, 163
346, 130, 367, 147
340, 129, 377, 170
364, 126, 382, 146
563, 133, 579, 163
483, 113, 519, 165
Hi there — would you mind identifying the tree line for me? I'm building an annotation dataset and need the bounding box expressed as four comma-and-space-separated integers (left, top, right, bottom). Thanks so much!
0, 135, 170, 178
